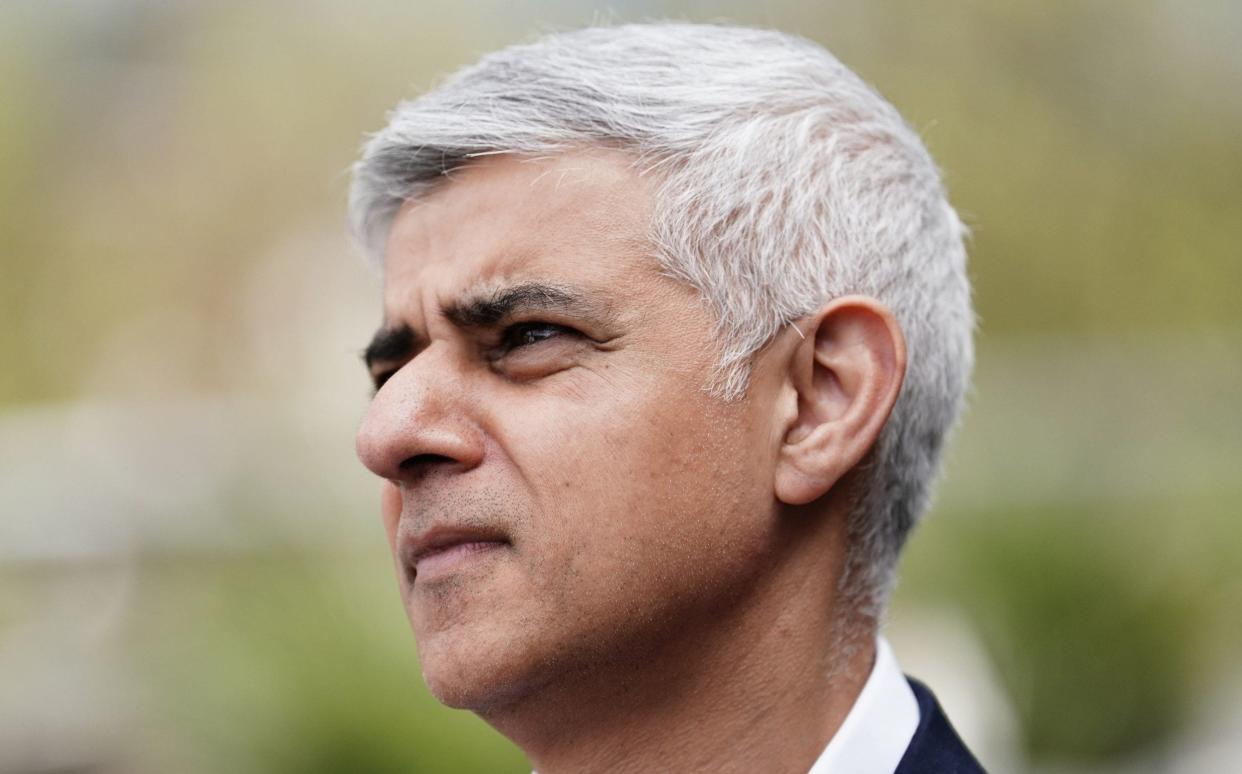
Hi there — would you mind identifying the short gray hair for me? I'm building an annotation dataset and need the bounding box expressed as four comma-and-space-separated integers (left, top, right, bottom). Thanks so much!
349, 22, 974, 621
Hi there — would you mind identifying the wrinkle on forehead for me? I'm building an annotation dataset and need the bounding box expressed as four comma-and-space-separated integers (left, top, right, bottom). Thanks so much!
379, 151, 664, 324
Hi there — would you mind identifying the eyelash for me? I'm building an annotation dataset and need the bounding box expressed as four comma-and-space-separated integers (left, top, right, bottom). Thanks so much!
373, 370, 397, 391
371, 322, 577, 391
499, 321, 575, 351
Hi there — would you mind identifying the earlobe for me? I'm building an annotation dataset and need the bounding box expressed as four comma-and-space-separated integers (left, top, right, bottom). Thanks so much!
774, 297, 906, 506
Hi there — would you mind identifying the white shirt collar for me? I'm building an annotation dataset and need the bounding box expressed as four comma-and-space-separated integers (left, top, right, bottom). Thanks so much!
806, 637, 920, 774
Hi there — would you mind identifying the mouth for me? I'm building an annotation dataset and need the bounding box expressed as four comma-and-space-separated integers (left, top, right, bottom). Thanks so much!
403, 527, 511, 584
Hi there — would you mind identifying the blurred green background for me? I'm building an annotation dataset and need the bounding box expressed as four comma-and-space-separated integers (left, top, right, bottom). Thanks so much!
2, 1, 1240, 772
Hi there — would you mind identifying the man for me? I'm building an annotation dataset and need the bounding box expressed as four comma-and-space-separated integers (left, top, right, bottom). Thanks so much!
350, 22, 980, 774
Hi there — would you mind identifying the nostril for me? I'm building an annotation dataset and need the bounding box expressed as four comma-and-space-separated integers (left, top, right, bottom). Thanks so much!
398, 453, 457, 475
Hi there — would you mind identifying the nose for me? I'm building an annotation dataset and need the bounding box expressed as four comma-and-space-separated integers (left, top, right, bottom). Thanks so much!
355, 347, 485, 483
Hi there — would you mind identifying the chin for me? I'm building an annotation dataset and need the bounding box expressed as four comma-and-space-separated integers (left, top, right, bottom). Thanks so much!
416, 628, 551, 713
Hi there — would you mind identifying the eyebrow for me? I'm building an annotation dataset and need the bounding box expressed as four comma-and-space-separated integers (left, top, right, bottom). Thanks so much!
363, 324, 417, 370
362, 281, 613, 371
442, 282, 611, 328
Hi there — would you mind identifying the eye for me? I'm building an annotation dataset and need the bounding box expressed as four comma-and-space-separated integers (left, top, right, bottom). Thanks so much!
371, 368, 398, 392
500, 322, 575, 351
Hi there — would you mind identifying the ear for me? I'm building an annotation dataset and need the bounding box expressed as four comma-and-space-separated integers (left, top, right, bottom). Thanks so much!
774, 296, 907, 506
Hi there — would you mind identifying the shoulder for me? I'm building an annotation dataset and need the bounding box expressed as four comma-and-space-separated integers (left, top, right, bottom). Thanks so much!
894, 678, 988, 774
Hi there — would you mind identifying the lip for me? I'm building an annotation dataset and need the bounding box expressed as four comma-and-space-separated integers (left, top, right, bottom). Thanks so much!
402, 526, 510, 584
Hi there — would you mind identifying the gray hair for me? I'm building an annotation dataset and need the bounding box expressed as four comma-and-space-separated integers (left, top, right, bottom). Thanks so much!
349, 23, 974, 621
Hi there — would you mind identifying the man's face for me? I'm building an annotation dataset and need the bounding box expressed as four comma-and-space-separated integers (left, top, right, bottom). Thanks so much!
356, 152, 784, 711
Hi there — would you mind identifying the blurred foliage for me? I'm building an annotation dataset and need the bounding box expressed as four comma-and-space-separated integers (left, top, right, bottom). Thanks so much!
2, 1, 1240, 772
901, 490, 1242, 763
128, 552, 527, 773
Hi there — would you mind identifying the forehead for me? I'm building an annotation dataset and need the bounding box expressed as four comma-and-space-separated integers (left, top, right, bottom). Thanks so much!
381, 151, 658, 309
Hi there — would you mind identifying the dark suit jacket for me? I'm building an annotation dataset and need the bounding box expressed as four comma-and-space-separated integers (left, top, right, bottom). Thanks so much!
894, 678, 986, 773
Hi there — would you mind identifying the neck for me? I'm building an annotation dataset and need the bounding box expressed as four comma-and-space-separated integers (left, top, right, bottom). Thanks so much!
481, 510, 877, 774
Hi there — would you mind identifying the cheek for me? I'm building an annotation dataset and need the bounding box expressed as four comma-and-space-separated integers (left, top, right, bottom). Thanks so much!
380, 482, 402, 551
512, 384, 774, 606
